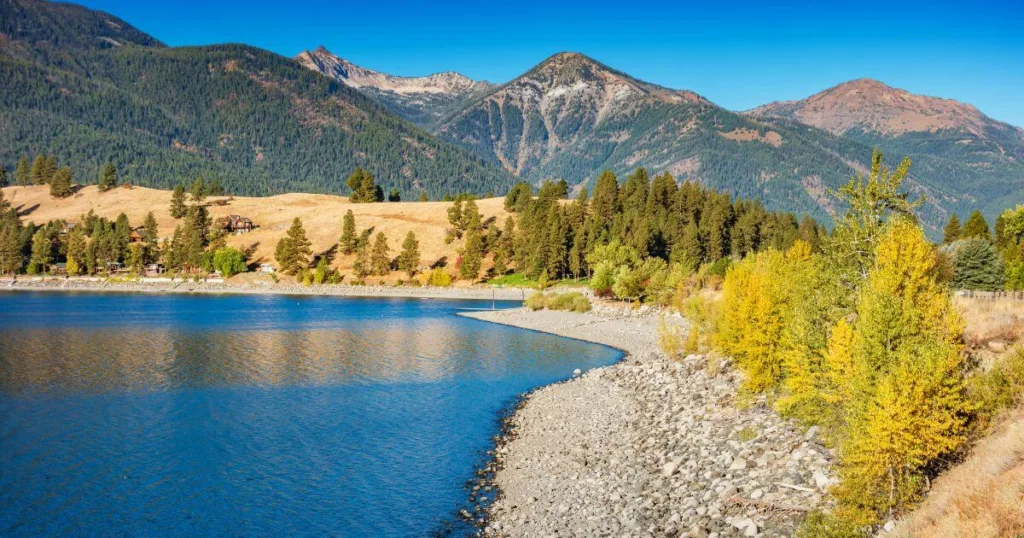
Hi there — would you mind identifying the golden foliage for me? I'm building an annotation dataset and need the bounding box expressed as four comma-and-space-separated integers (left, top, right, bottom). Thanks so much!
829, 221, 970, 526
715, 219, 974, 533
716, 251, 792, 391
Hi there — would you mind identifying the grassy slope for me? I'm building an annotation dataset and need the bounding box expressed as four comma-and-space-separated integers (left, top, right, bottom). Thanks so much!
3, 185, 509, 280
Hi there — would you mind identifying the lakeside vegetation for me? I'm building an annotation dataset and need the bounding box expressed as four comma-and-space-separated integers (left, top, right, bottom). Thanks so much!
677, 150, 1024, 536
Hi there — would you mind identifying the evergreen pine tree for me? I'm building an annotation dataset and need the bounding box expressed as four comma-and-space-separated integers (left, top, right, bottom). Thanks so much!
942, 214, 961, 244
675, 220, 702, 267
28, 229, 52, 274
346, 168, 382, 203
30, 155, 47, 185
418, 192, 428, 202
276, 218, 311, 274
398, 231, 420, 276
66, 227, 86, 275
352, 243, 370, 278
340, 210, 357, 254
142, 211, 159, 263
49, 167, 73, 198
0, 218, 24, 274
207, 178, 225, 196
961, 210, 991, 240
568, 225, 587, 279
0, 166, 7, 188
170, 185, 187, 219
190, 177, 207, 204
98, 162, 118, 192
14, 156, 30, 186
951, 239, 1004, 290
388, 189, 400, 202
460, 228, 483, 280
370, 232, 391, 276
545, 205, 567, 278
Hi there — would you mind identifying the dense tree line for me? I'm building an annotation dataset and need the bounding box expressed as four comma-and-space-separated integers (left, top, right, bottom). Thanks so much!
490, 167, 824, 297
937, 206, 1024, 291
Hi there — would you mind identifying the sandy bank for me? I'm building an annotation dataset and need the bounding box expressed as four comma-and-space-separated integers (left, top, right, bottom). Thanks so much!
462, 306, 835, 538
0, 276, 533, 302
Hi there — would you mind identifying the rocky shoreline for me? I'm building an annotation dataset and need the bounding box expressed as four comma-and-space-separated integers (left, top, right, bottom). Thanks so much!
462, 306, 835, 538
0, 276, 533, 301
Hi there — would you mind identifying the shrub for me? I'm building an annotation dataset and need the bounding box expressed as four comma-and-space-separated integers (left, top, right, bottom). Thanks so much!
657, 318, 685, 360
525, 292, 592, 313
716, 250, 793, 392
967, 346, 1024, 430
421, 267, 453, 287
525, 293, 547, 311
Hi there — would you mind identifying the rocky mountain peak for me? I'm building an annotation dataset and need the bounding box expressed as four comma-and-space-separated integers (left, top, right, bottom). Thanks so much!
295, 46, 495, 129
748, 78, 994, 137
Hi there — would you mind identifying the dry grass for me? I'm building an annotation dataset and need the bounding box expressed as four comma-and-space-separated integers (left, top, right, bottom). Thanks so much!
3, 185, 509, 282
891, 405, 1024, 538
893, 297, 1024, 537
956, 296, 1024, 349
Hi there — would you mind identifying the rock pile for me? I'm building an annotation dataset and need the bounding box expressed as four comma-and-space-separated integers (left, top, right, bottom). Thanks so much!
465, 308, 834, 538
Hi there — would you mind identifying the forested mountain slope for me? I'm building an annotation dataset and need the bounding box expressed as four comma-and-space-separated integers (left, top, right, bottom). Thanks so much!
0, 0, 514, 198
436, 52, 876, 225
748, 78, 1024, 220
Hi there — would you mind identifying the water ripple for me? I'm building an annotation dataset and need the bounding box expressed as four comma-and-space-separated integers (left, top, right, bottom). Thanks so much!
0, 292, 621, 536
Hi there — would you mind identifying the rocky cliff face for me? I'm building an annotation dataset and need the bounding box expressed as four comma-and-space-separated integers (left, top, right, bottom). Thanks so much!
295, 46, 494, 128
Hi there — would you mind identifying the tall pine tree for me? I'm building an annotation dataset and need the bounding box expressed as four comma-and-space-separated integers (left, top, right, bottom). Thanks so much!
340, 210, 357, 254
98, 162, 118, 192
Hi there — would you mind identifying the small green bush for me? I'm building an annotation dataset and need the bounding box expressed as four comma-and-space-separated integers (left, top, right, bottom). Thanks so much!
525, 292, 591, 313
968, 346, 1024, 429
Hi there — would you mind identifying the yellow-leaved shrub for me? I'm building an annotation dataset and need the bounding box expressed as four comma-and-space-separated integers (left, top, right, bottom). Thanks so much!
717, 241, 816, 392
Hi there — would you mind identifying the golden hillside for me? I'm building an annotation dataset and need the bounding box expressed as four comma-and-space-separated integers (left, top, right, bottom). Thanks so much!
2, 186, 509, 274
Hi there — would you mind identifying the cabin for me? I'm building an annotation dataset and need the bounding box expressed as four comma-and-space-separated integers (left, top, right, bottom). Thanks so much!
258, 263, 275, 274
128, 227, 145, 244
219, 215, 256, 234
52, 262, 67, 275
106, 261, 126, 274
59, 221, 77, 234
144, 263, 165, 276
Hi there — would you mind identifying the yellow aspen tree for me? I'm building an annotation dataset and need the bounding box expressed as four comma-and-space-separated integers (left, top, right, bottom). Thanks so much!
833, 219, 970, 525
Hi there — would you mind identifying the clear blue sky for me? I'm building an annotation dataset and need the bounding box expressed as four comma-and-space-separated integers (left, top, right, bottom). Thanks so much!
79, 0, 1024, 126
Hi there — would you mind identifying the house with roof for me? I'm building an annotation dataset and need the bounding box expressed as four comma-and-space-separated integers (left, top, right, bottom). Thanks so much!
218, 215, 256, 234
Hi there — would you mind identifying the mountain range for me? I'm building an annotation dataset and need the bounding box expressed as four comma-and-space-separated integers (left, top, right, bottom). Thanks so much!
0, 0, 512, 198
3, 0, 1023, 235
300, 46, 1024, 233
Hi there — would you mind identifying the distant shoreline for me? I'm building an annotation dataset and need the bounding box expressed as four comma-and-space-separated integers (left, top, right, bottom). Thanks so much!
0, 276, 533, 302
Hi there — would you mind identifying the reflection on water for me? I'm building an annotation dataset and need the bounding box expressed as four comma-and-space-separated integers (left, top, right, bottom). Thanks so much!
0, 292, 621, 537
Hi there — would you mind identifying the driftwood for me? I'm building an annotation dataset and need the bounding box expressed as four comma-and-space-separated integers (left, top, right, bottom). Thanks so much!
724, 496, 811, 513
775, 482, 815, 493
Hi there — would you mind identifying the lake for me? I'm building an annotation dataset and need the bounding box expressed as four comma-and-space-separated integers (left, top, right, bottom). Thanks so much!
0, 292, 622, 536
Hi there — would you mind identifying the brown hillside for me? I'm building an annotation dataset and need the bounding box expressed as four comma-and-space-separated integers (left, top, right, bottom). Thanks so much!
2, 186, 509, 273
747, 78, 996, 137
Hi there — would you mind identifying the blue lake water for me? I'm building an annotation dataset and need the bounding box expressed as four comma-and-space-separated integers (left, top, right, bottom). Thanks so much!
0, 292, 622, 537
